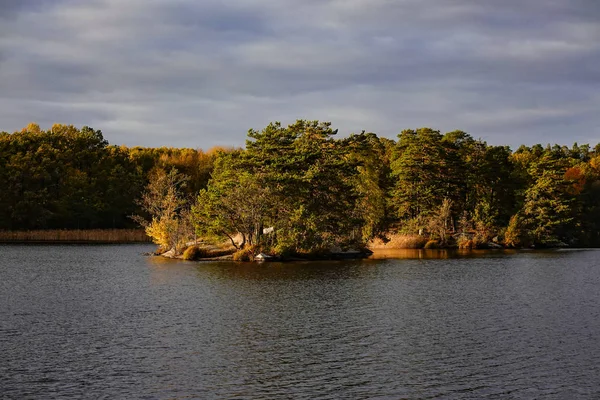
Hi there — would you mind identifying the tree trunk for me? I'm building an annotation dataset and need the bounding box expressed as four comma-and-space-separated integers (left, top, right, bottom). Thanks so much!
224, 232, 239, 249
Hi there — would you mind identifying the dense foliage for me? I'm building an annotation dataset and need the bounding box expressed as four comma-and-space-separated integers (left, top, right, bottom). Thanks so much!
2, 121, 600, 253
0, 123, 222, 230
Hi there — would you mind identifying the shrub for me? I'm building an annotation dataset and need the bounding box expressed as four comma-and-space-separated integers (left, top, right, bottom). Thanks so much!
232, 249, 252, 262
398, 217, 427, 235
457, 235, 473, 249
504, 214, 525, 248
182, 245, 202, 260
472, 233, 488, 249
232, 245, 258, 262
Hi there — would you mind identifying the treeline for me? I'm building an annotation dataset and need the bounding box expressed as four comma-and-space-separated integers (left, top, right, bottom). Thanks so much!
132, 121, 600, 256
3, 121, 600, 254
0, 123, 225, 230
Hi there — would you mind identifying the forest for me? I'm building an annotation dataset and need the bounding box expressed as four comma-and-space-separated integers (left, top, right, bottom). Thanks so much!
2, 121, 600, 257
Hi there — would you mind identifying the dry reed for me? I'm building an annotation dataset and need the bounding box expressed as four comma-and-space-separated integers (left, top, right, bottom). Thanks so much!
368, 233, 428, 250
0, 229, 151, 243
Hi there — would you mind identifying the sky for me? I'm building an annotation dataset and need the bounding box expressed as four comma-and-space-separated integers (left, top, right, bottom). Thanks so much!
0, 0, 598, 149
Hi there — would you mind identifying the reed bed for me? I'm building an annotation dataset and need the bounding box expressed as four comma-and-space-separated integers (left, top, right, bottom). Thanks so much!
368, 233, 429, 250
0, 229, 151, 243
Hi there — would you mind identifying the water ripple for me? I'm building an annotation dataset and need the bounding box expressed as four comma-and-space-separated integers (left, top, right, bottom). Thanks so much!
2, 245, 600, 398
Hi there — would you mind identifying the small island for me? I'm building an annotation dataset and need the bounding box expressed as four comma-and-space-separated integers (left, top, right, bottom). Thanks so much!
1, 121, 599, 259
130, 121, 598, 261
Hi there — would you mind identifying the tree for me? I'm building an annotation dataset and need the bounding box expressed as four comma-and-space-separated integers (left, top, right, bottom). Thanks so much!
193, 151, 270, 249
518, 154, 575, 246
193, 120, 366, 256
427, 198, 453, 245
390, 128, 463, 230
344, 132, 394, 241
133, 168, 191, 253
245, 120, 362, 253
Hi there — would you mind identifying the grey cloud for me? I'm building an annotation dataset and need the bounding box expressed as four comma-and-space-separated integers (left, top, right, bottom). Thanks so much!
0, 0, 598, 149
0, 0, 52, 18
158, 2, 273, 39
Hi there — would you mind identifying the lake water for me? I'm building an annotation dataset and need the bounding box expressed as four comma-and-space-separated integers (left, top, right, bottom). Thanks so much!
2, 245, 600, 399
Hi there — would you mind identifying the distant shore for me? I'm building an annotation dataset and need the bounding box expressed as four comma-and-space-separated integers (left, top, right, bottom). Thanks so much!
0, 229, 151, 244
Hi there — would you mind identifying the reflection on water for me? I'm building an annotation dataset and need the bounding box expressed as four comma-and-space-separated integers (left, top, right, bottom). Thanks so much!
2, 245, 600, 399
369, 248, 519, 259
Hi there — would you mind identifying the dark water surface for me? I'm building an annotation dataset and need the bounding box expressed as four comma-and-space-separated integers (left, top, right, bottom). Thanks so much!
2, 245, 600, 399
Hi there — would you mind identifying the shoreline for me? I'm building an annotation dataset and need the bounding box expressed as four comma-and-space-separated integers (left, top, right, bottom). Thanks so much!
0, 240, 152, 245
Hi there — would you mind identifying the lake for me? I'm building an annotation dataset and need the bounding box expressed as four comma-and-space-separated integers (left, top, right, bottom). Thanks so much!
2, 245, 600, 399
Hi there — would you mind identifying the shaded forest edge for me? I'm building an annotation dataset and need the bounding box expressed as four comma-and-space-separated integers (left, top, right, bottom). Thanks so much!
2, 121, 600, 260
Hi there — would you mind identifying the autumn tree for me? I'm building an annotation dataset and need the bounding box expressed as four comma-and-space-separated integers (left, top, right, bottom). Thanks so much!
133, 168, 192, 253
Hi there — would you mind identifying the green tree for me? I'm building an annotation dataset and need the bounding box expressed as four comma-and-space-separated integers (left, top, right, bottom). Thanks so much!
390, 128, 463, 230
193, 151, 270, 249
519, 154, 575, 246
193, 120, 365, 256
344, 132, 393, 240
245, 120, 362, 253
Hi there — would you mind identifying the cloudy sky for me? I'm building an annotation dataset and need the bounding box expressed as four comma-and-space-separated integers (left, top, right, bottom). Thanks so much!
0, 0, 598, 149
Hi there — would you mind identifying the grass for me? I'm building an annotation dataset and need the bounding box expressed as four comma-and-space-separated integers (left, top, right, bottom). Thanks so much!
368, 233, 429, 250
232, 245, 258, 262
0, 229, 151, 243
